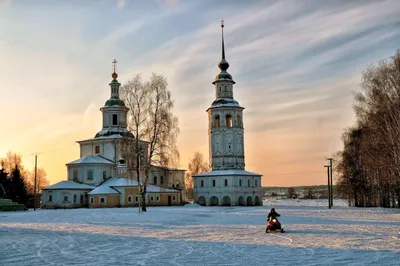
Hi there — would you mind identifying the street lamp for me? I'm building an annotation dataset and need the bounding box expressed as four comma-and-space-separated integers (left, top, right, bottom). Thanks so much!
324, 164, 331, 209
326, 157, 333, 207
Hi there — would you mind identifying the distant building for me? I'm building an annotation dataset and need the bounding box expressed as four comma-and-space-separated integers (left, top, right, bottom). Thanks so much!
193, 20, 263, 206
42, 63, 185, 209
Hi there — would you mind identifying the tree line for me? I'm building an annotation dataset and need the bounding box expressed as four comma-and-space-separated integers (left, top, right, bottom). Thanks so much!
336, 49, 400, 208
0, 151, 49, 206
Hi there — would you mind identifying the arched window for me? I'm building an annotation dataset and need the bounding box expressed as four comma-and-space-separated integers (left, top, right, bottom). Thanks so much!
201, 180, 204, 187
237, 115, 242, 127
215, 115, 220, 128
224, 179, 228, 186
212, 179, 216, 186
226, 115, 232, 127
239, 179, 242, 186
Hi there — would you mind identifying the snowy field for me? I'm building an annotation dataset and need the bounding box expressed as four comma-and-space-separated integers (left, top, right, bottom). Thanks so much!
1, 199, 399, 266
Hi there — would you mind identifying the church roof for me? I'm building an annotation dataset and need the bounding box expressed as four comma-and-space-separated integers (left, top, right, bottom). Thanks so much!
103, 177, 139, 187
151, 165, 186, 171
87, 177, 180, 195
193, 169, 262, 177
66, 155, 115, 165
94, 129, 134, 139
88, 185, 120, 195
44, 181, 95, 190
104, 97, 126, 107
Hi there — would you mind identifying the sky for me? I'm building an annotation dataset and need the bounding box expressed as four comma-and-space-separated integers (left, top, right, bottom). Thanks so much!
0, 0, 400, 187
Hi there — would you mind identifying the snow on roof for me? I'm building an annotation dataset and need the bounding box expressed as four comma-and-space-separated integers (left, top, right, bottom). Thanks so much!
44, 181, 95, 190
151, 165, 186, 171
193, 169, 262, 177
77, 134, 123, 143
105, 177, 139, 187
146, 185, 180, 193
87, 177, 179, 195
209, 103, 243, 109
66, 155, 114, 165
88, 185, 119, 195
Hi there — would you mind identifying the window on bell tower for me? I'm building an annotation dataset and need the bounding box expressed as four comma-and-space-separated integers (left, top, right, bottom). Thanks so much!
112, 114, 118, 126
215, 115, 220, 128
237, 115, 242, 127
226, 115, 232, 127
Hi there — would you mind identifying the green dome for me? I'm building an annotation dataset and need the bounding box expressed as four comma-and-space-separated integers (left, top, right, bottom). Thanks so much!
211, 98, 239, 106
105, 98, 126, 107
215, 71, 232, 80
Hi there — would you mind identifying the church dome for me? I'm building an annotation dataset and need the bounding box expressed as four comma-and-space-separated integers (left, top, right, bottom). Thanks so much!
211, 97, 239, 107
215, 71, 232, 80
104, 98, 126, 107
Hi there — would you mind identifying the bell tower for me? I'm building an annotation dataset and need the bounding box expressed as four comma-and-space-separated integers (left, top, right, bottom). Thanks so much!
95, 59, 133, 138
207, 20, 245, 171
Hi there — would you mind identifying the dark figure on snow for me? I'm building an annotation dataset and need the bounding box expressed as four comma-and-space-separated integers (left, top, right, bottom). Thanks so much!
268, 208, 280, 220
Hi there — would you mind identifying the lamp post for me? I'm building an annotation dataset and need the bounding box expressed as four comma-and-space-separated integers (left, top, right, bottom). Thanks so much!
324, 165, 331, 209
327, 157, 333, 207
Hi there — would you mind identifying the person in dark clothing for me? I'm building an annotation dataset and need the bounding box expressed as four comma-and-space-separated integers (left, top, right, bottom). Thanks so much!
267, 208, 280, 220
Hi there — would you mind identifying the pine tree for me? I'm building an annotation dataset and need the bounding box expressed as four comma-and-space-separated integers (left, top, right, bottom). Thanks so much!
0, 168, 8, 198
10, 166, 28, 204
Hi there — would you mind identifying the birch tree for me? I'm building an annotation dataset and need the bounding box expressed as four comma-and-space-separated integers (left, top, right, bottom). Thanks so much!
120, 73, 180, 212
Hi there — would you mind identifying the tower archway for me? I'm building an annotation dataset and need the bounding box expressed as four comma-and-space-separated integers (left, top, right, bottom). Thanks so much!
209, 196, 219, 206
246, 196, 253, 206
238, 196, 245, 206
222, 196, 231, 206
197, 196, 206, 206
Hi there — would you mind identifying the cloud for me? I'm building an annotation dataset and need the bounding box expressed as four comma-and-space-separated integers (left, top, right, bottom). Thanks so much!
0, 0, 12, 9
156, 0, 179, 7
116, 0, 126, 9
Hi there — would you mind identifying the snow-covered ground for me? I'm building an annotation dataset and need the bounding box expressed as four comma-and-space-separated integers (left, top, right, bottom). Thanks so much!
1, 199, 399, 266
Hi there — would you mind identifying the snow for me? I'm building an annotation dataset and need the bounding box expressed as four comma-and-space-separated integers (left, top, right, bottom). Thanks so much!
194, 169, 261, 177
88, 178, 180, 195
66, 155, 114, 165
43, 181, 95, 190
77, 134, 124, 143
88, 185, 119, 195
1, 199, 399, 266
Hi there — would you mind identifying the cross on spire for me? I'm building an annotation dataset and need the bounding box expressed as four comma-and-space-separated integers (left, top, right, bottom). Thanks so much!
112, 59, 118, 73
221, 19, 225, 60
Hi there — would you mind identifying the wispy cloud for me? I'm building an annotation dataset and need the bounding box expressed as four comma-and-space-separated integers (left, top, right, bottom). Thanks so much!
116, 0, 126, 9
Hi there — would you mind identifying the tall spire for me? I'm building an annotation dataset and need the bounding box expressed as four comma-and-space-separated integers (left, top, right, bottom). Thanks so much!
218, 19, 229, 72
213, 19, 234, 85
221, 19, 225, 60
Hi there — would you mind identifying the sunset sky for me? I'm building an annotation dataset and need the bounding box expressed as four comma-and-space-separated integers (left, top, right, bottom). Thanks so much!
1, 0, 400, 186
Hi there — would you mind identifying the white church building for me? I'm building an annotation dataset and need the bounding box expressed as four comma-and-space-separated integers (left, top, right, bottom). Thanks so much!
193, 20, 263, 206
42, 63, 185, 209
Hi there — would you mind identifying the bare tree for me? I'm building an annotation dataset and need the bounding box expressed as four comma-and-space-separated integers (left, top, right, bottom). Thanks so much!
26, 168, 49, 195
185, 151, 210, 201
337, 49, 400, 208
120, 73, 180, 212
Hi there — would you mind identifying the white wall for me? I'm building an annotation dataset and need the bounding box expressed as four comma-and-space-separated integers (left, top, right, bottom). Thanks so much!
42, 189, 91, 208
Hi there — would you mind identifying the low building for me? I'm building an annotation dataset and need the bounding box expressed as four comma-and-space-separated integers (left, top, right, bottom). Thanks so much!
41, 181, 95, 209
